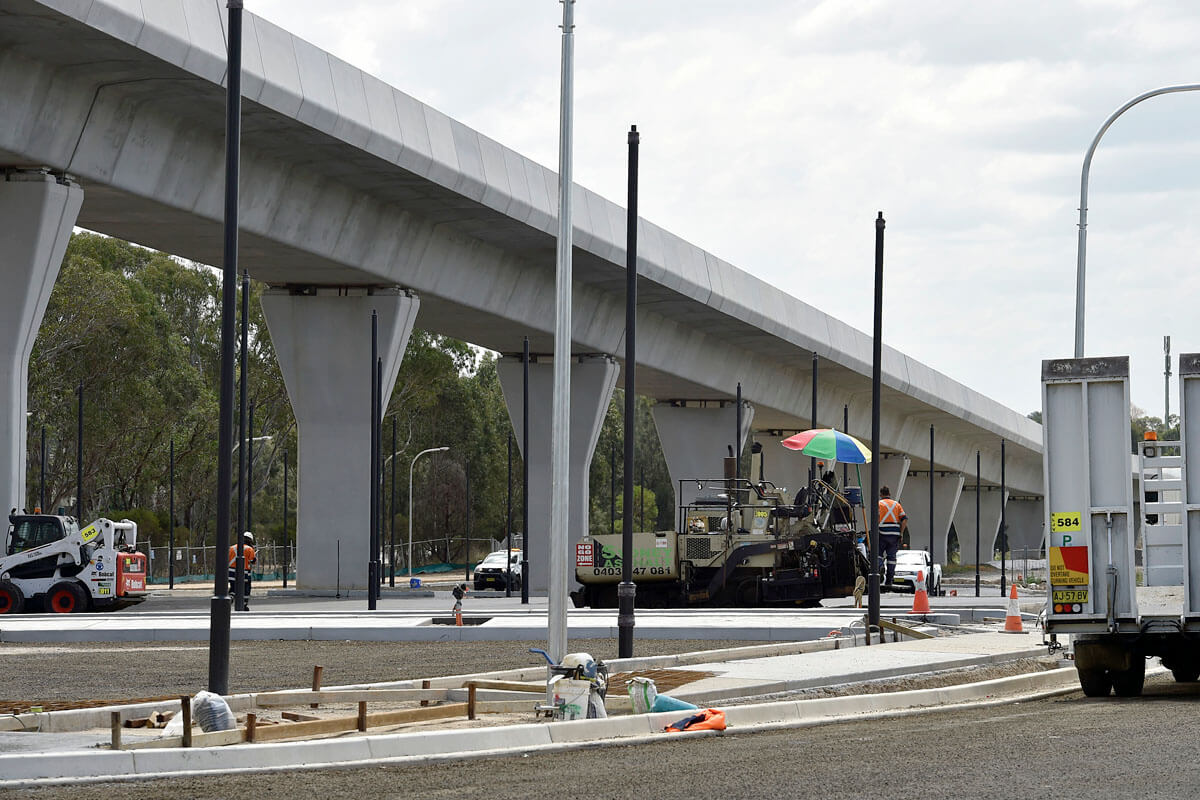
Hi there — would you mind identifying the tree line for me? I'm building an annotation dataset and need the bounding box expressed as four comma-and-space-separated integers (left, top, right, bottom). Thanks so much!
23, 233, 677, 566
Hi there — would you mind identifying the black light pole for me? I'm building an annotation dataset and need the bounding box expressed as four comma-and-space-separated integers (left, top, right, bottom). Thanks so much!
39, 425, 45, 512
169, 438, 175, 589
247, 401, 254, 535
1000, 438, 1007, 596
867, 212, 885, 641
506, 433, 513, 598
810, 352, 818, 486
618, 124, 639, 659
283, 448, 289, 590
842, 405, 849, 489
75, 381, 83, 520
929, 424, 934, 564
368, 312, 379, 611
610, 439, 616, 533
234, 270, 249, 612
521, 336, 530, 605
376, 356, 383, 600
735, 382, 743, 481
975, 449, 981, 598
209, 0, 242, 696
465, 460, 472, 584
390, 417, 397, 588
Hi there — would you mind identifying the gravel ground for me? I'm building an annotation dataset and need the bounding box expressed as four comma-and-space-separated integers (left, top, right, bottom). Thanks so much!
6, 669, 1187, 800
0, 638, 769, 705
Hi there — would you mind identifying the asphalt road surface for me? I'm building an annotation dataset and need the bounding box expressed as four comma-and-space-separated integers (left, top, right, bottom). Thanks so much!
3, 672, 1198, 798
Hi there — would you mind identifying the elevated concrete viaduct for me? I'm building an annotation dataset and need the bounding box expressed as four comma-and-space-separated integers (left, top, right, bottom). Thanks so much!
0, 0, 1042, 591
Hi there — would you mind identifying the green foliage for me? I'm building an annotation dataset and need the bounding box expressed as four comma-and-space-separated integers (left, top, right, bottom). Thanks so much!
25, 233, 687, 567
1130, 406, 1179, 453
612, 485, 658, 533
588, 391, 674, 536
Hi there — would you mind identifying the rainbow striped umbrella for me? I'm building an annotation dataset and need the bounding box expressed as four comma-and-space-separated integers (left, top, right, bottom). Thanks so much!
780, 428, 871, 464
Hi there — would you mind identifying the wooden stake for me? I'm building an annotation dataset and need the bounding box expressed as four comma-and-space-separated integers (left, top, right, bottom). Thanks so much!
420, 679, 431, 707
246, 712, 257, 743
110, 711, 122, 750
357, 701, 367, 732
181, 696, 192, 748
311, 665, 323, 709
468, 683, 477, 720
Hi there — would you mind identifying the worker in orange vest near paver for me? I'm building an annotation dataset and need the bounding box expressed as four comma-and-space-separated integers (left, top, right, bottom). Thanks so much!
227, 531, 257, 611
877, 487, 908, 592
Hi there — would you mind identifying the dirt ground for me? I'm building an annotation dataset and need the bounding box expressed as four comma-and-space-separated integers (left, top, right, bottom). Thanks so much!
0, 638, 767, 706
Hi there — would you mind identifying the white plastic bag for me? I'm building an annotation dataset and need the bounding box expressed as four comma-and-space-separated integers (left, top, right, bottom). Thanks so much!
161, 691, 235, 737
627, 677, 657, 714
191, 690, 236, 732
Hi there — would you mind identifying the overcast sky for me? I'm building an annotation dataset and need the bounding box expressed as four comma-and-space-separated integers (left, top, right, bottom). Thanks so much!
251, 0, 1200, 419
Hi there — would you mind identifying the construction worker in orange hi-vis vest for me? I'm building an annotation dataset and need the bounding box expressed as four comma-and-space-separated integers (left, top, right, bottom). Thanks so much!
877, 487, 907, 591
227, 531, 257, 611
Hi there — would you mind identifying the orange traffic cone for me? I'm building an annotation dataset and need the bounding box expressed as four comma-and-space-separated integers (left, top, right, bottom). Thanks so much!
911, 570, 931, 613
1001, 583, 1025, 633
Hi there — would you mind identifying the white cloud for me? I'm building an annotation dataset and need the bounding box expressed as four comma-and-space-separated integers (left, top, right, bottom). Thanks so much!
250, 0, 1200, 418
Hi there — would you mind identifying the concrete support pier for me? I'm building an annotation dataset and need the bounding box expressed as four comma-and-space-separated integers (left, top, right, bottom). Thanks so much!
261, 288, 418, 590
652, 402, 755, 513
0, 170, 82, 510
951, 486, 1009, 565
898, 472, 965, 557
497, 354, 618, 594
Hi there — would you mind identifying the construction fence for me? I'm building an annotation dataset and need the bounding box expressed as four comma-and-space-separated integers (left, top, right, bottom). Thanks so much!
144, 538, 508, 584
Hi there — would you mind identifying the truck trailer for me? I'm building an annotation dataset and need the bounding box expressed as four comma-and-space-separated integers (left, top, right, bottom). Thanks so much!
1042, 355, 1200, 696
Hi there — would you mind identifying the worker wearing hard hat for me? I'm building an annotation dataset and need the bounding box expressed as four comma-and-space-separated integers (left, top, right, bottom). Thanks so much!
227, 532, 257, 611
877, 487, 907, 591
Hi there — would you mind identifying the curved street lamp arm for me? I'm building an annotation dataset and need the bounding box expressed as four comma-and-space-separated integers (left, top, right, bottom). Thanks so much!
1075, 84, 1200, 358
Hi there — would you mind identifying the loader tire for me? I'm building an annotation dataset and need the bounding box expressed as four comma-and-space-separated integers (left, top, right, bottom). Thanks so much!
46, 581, 87, 614
0, 581, 24, 614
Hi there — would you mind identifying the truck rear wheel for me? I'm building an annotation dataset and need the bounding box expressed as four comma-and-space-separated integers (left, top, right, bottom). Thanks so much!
1171, 664, 1200, 683
46, 581, 87, 614
1077, 667, 1112, 697
1111, 658, 1146, 697
0, 581, 24, 614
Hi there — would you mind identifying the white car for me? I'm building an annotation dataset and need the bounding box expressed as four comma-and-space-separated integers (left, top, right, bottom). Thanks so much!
891, 549, 942, 595
473, 549, 522, 591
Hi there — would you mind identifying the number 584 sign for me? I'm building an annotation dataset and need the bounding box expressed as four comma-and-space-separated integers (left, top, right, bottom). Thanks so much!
1050, 511, 1083, 546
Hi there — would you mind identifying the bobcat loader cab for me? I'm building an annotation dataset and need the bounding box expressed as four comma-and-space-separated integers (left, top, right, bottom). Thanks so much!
0, 510, 148, 613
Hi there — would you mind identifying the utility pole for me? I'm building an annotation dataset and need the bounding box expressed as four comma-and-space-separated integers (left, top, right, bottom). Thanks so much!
1165, 335, 1172, 427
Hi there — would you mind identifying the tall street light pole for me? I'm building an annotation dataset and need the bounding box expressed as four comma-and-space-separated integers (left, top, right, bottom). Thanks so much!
618, 123, 639, 659
1074, 84, 1200, 358
408, 446, 449, 579
209, 0, 242, 696
548, 0, 577, 665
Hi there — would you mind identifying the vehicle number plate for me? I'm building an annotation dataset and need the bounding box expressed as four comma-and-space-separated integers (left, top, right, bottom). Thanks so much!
1052, 589, 1088, 603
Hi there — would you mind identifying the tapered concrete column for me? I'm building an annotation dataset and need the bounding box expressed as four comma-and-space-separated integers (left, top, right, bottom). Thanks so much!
651, 403, 754, 512
951, 487, 1009, 565
261, 288, 418, 590
876, 454, 911, 501
897, 472, 965, 557
1002, 496, 1044, 554
0, 170, 82, 511
497, 354, 618, 594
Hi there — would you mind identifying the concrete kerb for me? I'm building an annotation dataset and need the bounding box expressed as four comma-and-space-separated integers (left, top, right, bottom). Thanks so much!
0, 664, 1092, 789
0, 634, 1009, 734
